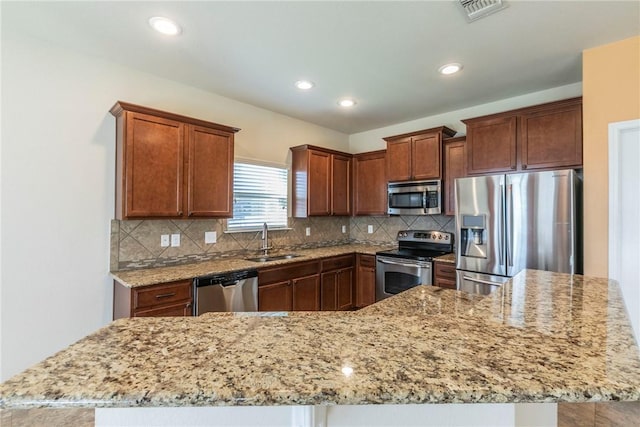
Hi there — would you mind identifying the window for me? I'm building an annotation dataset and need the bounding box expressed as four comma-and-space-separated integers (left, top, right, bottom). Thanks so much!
227, 162, 288, 231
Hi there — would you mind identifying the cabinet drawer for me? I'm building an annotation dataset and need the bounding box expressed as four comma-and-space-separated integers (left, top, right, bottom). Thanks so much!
434, 262, 456, 280
133, 280, 192, 310
321, 254, 354, 272
434, 277, 457, 290
358, 254, 375, 268
134, 301, 192, 317
259, 260, 320, 285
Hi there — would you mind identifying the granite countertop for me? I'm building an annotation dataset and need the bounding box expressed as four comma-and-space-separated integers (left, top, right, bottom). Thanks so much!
2, 269, 640, 409
433, 253, 456, 264
112, 243, 393, 288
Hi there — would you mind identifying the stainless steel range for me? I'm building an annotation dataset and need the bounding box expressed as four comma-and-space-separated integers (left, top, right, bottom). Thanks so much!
376, 230, 454, 301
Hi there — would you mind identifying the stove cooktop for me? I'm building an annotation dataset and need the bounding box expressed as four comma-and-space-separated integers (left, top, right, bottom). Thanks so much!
376, 248, 452, 262
376, 229, 454, 262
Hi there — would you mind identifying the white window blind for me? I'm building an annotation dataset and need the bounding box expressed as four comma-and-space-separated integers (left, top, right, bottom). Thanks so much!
227, 162, 288, 231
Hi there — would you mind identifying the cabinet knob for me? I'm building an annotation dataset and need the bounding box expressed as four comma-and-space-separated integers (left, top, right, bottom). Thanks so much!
522, 164, 528, 169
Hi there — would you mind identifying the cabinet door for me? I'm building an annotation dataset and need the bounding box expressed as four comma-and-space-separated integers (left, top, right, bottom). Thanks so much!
258, 281, 293, 311
124, 112, 184, 218
292, 275, 320, 311
356, 255, 376, 308
308, 150, 331, 216
412, 133, 441, 180
353, 150, 387, 216
187, 125, 233, 217
331, 154, 352, 215
466, 115, 517, 175
336, 267, 354, 310
443, 138, 466, 216
386, 137, 412, 182
320, 271, 338, 311
519, 102, 582, 170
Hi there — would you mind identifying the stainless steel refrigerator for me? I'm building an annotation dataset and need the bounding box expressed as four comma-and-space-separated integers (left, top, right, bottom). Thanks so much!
455, 169, 581, 294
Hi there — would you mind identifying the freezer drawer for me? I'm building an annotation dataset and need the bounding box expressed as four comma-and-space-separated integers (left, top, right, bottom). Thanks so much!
456, 270, 508, 295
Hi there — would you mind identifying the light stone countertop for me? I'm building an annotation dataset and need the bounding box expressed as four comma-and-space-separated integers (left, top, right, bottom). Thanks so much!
111, 243, 394, 288
433, 253, 456, 264
2, 269, 639, 409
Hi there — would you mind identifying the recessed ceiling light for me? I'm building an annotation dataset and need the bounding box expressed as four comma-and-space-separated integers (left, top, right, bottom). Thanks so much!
438, 63, 463, 75
295, 80, 315, 90
148, 17, 182, 36
338, 98, 356, 108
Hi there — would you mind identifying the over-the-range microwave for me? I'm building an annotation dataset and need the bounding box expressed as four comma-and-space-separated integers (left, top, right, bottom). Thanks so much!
387, 180, 441, 215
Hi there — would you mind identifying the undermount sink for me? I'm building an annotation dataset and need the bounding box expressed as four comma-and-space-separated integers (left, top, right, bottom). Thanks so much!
245, 254, 300, 263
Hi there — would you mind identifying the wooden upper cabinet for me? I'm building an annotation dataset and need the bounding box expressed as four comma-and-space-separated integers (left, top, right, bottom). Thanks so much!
385, 137, 412, 182
519, 99, 582, 170
331, 154, 352, 216
412, 133, 442, 180
308, 149, 331, 216
110, 101, 238, 220
443, 137, 466, 216
291, 145, 352, 217
187, 125, 234, 217
384, 126, 456, 182
463, 97, 582, 176
123, 112, 185, 218
353, 150, 387, 216
464, 115, 517, 175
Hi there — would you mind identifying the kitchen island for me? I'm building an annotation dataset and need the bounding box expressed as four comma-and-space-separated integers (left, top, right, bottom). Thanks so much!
2, 270, 639, 425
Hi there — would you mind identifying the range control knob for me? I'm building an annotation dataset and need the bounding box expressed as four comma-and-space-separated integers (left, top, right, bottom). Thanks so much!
438, 235, 443, 239
445, 235, 449, 240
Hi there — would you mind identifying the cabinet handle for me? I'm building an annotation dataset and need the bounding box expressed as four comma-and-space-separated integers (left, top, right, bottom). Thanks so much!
178, 211, 183, 216
155, 292, 176, 299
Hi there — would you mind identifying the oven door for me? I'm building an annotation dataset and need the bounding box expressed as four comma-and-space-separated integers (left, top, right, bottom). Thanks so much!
375, 256, 432, 301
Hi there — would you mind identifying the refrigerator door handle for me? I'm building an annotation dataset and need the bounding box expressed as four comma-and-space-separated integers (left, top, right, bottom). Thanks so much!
498, 183, 505, 267
506, 183, 514, 268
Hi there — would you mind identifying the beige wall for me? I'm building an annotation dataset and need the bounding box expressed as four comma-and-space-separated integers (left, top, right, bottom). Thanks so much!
583, 36, 640, 277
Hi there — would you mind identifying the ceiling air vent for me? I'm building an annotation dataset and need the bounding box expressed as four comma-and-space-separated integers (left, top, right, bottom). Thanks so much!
459, 0, 508, 22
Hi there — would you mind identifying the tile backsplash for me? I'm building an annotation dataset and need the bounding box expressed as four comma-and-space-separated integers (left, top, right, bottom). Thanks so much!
110, 215, 456, 271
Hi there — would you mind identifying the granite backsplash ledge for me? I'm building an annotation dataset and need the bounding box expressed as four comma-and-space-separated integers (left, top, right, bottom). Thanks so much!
110, 214, 455, 271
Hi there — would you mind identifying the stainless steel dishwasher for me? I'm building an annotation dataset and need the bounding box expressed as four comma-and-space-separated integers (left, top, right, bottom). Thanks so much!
194, 269, 259, 315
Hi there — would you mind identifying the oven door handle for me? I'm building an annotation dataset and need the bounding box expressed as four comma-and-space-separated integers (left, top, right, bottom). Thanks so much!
377, 258, 431, 269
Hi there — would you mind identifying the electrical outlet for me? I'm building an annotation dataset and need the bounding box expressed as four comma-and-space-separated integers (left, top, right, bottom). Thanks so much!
160, 235, 170, 247
305, 227, 311, 236
205, 231, 217, 244
367, 225, 374, 234
341, 225, 347, 234
170, 233, 180, 247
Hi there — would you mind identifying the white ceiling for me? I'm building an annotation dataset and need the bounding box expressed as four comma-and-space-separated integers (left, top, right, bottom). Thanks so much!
3, 1, 639, 134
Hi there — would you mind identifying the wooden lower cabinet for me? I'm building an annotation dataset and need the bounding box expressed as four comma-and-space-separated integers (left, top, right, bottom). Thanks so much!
258, 260, 321, 311
258, 280, 293, 311
320, 255, 355, 311
292, 275, 321, 311
355, 254, 376, 308
433, 261, 456, 290
113, 279, 193, 319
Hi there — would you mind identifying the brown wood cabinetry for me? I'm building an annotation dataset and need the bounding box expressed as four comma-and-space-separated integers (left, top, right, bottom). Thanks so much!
353, 150, 387, 216
258, 260, 321, 311
463, 97, 582, 175
384, 126, 456, 182
355, 254, 376, 308
443, 137, 466, 216
291, 145, 352, 217
320, 255, 354, 311
113, 279, 193, 319
433, 261, 456, 290
110, 101, 238, 219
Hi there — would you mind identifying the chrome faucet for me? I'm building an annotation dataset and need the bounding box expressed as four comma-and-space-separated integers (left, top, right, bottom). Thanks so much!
261, 222, 272, 256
